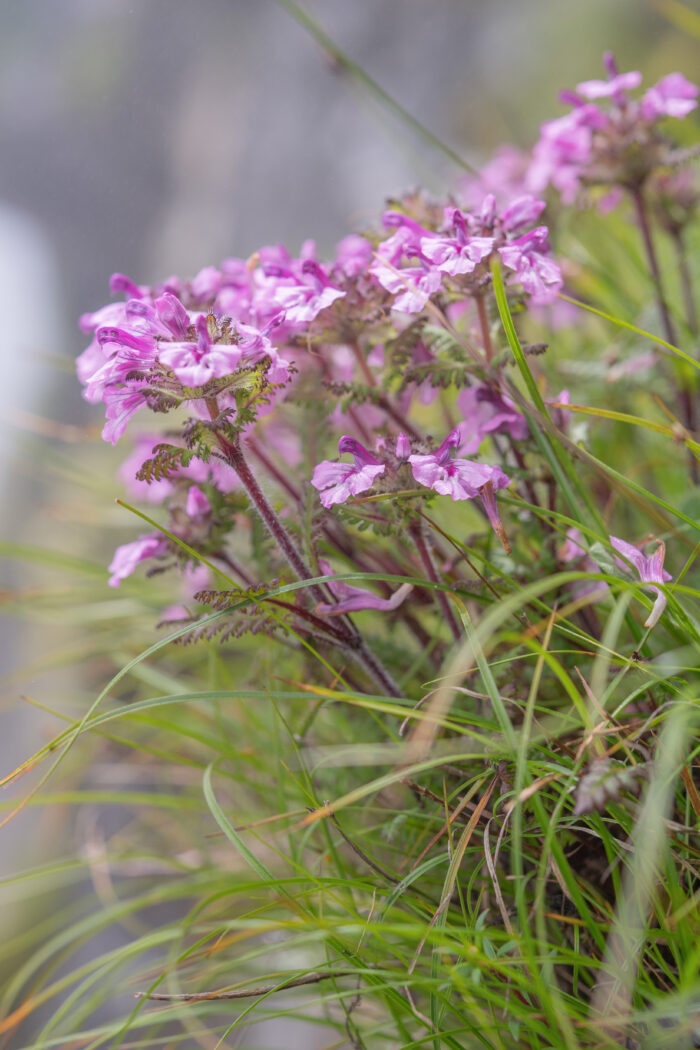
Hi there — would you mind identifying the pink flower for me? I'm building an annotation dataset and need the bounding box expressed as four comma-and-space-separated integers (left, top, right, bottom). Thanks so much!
408, 429, 511, 550
262, 259, 345, 326
457, 385, 529, 450
527, 106, 603, 203
373, 199, 561, 312
108, 533, 169, 587
641, 73, 699, 121
498, 227, 563, 304
409, 430, 510, 499
499, 195, 547, 234
334, 234, 374, 278
311, 436, 386, 508
576, 70, 642, 101
420, 208, 494, 276
610, 535, 672, 628
558, 527, 608, 600
314, 561, 413, 616
369, 223, 442, 313
185, 485, 211, 518
159, 315, 289, 388
102, 383, 150, 445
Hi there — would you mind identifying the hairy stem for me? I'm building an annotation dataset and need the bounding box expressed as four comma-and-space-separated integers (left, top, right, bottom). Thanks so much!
211, 420, 402, 696
630, 187, 677, 346
216, 430, 329, 607
476, 293, 493, 364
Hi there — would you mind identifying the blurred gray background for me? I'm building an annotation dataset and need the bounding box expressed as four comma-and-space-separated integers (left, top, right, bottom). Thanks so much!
0, 0, 692, 1044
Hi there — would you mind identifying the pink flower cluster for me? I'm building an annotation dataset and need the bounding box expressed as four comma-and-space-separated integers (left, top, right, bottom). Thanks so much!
370, 193, 562, 310
312, 431, 512, 551
529, 56, 698, 203
81, 52, 686, 633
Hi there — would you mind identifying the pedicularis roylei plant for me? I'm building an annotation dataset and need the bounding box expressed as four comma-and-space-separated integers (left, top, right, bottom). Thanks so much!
6, 53, 700, 1050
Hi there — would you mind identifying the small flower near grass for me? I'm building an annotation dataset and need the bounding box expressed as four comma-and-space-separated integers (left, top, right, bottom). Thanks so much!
311, 437, 386, 508
610, 535, 672, 628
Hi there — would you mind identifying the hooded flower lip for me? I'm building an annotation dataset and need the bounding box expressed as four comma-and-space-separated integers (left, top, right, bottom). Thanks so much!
457, 385, 530, 451
576, 70, 642, 101
408, 429, 510, 500
641, 73, 699, 121
610, 535, 672, 628
498, 226, 563, 303
311, 436, 386, 508
313, 560, 413, 616
158, 315, 290, 389
395, 432, 411, 460
408, 429, 512, 550
108, 533, 169, 587
420, 208, 494, 277
262, 259, 345, 326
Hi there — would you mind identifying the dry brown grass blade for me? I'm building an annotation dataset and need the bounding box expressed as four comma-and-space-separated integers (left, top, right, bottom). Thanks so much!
407, 774, 498, 975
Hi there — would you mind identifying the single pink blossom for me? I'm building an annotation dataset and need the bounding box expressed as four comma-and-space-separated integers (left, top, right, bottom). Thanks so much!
408, 429, 511, 550
314, 561, 413, 616
185, 486, 211, 518
610, 535, 672, 628
108, 533, 169, 587
641, 73, 699, 121
499, 227, 563, 303
576, 70, 642, 101
311, 436, 386, 508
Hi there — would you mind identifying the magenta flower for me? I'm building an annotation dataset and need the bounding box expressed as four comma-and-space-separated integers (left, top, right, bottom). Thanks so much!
527, 106, 603, 203
108, 533, 169, 587
102, 382, 151, 445
158, 316, 243, 387
370, 214, 444, 313
369, 224, 442, 313
576, 69, 642, 101
420, 208, 494, 276
527, 57, 699, 207
374, 258, 442, 314
314, 561, 413, 616
333, 234, 374, 278
641, 73, 699, 121
373, 200, 561, 312
457, 385, 529, 450
311, 436, 386, 508
610, 535, 672, 628
262, 259, 345, 326
498, 226, 563, 303
408, 429, 511, 550
499, 195, 547, 234
558, 527, 609, 600
159, 315, 289, 388
408, 429, 509, 499
185, 485, 211, 518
